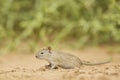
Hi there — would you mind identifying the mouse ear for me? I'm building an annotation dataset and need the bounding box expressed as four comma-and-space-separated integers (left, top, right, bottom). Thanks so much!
48, 46, 51, 53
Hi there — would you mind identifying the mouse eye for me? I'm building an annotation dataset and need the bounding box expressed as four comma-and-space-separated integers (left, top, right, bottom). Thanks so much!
41, 52, 44, 54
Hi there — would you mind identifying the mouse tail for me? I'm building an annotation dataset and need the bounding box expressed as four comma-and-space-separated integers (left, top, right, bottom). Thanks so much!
82, 57, 112, 66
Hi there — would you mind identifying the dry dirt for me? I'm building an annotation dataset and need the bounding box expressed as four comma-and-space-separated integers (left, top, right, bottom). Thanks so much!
0, 47, 120, 80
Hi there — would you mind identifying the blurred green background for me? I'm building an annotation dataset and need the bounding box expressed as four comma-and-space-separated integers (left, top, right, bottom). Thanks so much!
0, 0, 120, 53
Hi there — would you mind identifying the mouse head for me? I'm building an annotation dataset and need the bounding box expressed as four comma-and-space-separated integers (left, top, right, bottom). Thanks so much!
35, 46, 52, 60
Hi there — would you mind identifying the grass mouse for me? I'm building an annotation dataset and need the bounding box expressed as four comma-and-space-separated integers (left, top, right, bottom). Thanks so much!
35, 47, 111, 69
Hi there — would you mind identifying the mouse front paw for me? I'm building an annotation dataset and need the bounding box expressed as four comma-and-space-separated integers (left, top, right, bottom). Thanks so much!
51, 65, 58, 69
45, 63, 58, 69
45, 64, 51, 69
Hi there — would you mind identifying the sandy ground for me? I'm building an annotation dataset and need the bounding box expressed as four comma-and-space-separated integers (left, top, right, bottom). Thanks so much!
0, 47, 120, 80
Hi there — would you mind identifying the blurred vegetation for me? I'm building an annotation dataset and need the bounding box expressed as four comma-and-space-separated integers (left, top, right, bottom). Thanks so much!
0, 0, 120, 52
